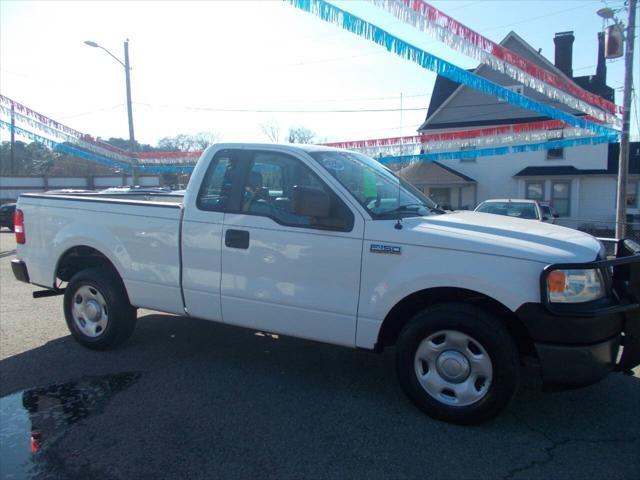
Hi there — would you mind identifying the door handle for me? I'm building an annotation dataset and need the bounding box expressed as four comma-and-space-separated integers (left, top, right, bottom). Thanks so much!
225, 229, 250, 249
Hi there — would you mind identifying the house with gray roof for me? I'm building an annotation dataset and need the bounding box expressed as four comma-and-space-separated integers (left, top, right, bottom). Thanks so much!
399, 29, 636, 229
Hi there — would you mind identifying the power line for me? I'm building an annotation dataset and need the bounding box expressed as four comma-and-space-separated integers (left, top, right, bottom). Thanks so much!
573, 64, 597, 72
58, 104, 124, 120
202, 92, 429, 104
477, 2, 601, 33
134, 102, 429, 114
267, 51, 386, 69
632, 84, 640, 140
445, 1, 483, 12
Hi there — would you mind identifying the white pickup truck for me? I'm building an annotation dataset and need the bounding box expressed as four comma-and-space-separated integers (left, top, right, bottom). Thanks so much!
12, 144, 640, 424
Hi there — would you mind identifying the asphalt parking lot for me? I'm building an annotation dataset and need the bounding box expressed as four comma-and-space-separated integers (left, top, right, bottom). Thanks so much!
0, 230, 638, 480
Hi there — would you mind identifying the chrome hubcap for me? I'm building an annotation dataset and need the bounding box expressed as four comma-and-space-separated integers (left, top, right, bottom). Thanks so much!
436, 350, 471, 383
71, 285, 109, 338
414, 330, 493, 406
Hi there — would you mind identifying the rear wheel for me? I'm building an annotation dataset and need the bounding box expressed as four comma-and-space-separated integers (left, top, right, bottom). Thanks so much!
396, 303, 520, 424
63, 267, 136, 350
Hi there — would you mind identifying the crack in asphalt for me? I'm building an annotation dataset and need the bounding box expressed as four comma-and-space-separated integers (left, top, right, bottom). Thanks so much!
503, 412, 640, 480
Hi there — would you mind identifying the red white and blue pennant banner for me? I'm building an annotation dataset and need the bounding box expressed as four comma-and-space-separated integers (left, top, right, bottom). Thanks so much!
285, 0, 617, 139
367, 0, 621, 124
0, 117, 617, 173
378, 134, 615, 165
0, 120, 133, 171
0, 104, 134, 164
0, 95, 134, 162
323, 118, 606, 156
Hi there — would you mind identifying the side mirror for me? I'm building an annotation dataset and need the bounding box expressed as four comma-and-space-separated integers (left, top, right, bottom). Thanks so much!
292, 186, 330, 218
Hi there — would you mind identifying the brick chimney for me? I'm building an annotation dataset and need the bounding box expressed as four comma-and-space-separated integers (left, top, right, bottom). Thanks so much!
553, 31, 575, 77
596, 31, 606, 85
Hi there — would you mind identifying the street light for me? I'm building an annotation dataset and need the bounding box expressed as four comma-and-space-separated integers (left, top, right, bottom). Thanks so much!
596, 7, 616, 20
85, 39, 139, 185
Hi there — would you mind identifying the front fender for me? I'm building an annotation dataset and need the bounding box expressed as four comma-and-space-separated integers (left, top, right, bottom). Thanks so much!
355, 243, 544, 348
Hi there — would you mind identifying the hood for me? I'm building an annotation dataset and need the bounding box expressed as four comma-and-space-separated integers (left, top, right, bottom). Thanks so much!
374, 211, 603, 264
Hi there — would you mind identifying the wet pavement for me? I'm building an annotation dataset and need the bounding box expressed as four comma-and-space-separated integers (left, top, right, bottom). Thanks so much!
1, 231, 639, 479
0, 374, 139, 479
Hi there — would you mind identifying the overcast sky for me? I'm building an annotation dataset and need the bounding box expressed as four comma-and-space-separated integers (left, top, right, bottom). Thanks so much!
0, 0, 636, 146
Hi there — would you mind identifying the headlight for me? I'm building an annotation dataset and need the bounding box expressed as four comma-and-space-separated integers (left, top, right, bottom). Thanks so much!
547, 268, 605, 303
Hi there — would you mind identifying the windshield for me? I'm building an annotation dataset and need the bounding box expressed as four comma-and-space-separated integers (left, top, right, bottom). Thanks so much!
309, 151, 438, 218
476, 201, 539, 220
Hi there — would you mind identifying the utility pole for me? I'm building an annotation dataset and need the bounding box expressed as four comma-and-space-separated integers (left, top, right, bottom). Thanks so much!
123, 39, 140, 185
615, 0, 637, 239
9, 102, 15, 175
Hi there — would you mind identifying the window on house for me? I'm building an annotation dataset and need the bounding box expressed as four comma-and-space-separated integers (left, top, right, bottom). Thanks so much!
546, 130, 564, 160
546, 147, 564, 160
498, 85, 524, 102
551, 181, 571, 217
627, 181, 638, 208
525, 181, 544, 201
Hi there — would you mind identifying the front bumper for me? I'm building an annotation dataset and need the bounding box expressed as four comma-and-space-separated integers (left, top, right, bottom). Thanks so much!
518, 238, 640, 386
535, 336, 621, 386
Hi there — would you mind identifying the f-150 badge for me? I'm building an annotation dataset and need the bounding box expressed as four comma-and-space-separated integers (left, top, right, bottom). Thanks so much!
370, 244, 402, 255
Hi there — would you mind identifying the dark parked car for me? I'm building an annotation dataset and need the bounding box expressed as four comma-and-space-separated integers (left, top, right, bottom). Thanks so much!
0, 203, 16, 231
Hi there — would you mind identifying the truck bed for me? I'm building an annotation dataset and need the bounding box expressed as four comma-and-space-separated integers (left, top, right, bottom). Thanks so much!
17, 193, 185, 315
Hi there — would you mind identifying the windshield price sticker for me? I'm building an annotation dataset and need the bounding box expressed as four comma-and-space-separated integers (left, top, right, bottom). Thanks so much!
321, 158, 345, 171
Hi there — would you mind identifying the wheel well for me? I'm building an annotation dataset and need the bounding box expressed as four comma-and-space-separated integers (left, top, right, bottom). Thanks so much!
56, 246, 120, 283
377, 287, 536, 358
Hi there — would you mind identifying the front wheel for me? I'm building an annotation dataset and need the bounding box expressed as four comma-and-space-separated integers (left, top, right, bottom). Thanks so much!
63, 267, 137, 350
396, 303, 520, 424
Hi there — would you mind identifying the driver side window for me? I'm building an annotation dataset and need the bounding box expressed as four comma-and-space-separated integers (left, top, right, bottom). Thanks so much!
240, 152, 353, 231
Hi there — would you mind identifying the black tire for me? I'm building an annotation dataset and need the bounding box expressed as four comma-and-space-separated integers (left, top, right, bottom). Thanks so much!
396, 303, 520, 424
63, 267, 136, 350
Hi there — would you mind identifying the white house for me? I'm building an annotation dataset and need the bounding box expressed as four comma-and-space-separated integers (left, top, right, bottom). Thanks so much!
400, 30, 637, 231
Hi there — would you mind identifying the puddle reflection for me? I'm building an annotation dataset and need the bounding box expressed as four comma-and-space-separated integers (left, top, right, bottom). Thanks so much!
0, 372, 140, 479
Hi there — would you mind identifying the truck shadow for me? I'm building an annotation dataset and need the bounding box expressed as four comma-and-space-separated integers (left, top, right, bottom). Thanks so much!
0, 249, 16, 258
1, 313, 639, 478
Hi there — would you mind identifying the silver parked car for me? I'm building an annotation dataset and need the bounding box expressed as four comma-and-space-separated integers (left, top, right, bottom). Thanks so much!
474, 199, 559, 223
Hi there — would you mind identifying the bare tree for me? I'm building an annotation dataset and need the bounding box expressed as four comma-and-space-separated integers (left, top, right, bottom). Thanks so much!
287, 126, 316, 144
192, 131, 221, 150
157, 131, 220, 152
260, 119, 281, 143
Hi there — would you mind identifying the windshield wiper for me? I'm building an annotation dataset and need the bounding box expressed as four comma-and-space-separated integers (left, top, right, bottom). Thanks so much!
377, 203, 444, 218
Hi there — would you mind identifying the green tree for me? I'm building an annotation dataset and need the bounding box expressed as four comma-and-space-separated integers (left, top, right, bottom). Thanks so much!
102, 137, 157, 152
0, 141, 56, 175
1, 141, 120, 176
